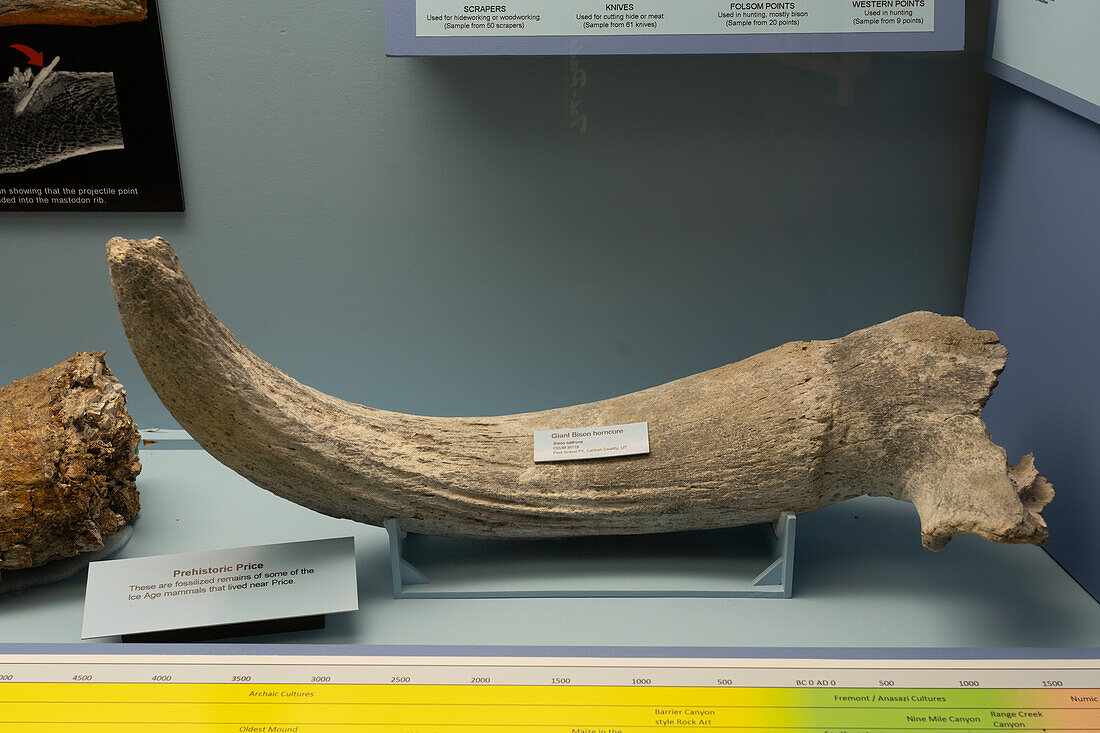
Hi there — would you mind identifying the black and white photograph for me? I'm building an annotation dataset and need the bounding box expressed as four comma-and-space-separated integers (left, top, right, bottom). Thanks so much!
0, 0, 182, 210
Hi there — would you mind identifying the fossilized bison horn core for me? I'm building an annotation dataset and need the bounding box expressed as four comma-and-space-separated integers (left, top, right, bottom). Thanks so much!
107, 236, 1052, 550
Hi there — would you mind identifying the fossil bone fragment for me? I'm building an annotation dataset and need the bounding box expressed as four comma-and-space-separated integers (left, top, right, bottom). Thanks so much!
107, 236, 1052, 550
0, 0, 147, 26
0, 352, 141, 588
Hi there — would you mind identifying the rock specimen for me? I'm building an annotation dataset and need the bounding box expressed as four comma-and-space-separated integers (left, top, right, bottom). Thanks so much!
0, 0, 147, 26
107, 236, 1052, 551
0, 353, 141, 586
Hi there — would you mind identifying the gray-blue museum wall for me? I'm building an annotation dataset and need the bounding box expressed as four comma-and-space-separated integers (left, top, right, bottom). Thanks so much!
0, 1, 991, 434
964, 80, 1100, 601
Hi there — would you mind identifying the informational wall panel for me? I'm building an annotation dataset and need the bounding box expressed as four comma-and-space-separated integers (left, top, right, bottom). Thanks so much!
387, 0, 964, 55
416, 0, 935, 38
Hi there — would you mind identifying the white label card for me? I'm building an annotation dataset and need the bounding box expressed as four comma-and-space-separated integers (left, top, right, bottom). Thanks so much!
534, 421, 650, 462
81, 537, 358, 639
417, 0, 935, 38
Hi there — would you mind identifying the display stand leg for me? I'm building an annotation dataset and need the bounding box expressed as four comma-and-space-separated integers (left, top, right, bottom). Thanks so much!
385, 512, 797, 600
750, 512, 796, 598
385, 518, 430, 591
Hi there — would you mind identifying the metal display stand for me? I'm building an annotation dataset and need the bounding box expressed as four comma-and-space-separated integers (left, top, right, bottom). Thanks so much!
385, 513, 795, 599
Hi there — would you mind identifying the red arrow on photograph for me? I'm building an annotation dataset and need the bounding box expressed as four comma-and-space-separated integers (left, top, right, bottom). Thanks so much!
10, 44, 44, 67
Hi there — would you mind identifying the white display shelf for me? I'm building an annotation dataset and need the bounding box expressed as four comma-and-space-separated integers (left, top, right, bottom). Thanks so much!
1, 446, 1097, 648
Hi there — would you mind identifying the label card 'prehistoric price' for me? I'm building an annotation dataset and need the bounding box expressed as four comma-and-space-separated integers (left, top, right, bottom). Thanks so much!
81, 537, 358, 639
534, 422, 649, 462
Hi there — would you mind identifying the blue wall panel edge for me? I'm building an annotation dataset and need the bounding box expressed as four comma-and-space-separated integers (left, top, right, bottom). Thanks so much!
984, 0, 1100, 126
964, 80, 1100, 601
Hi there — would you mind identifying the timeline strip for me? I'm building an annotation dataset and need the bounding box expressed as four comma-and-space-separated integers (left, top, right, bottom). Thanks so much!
0, 653, 1097, 731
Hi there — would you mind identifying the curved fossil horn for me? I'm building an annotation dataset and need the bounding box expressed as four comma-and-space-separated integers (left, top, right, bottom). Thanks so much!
107, 236, 1051, 549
